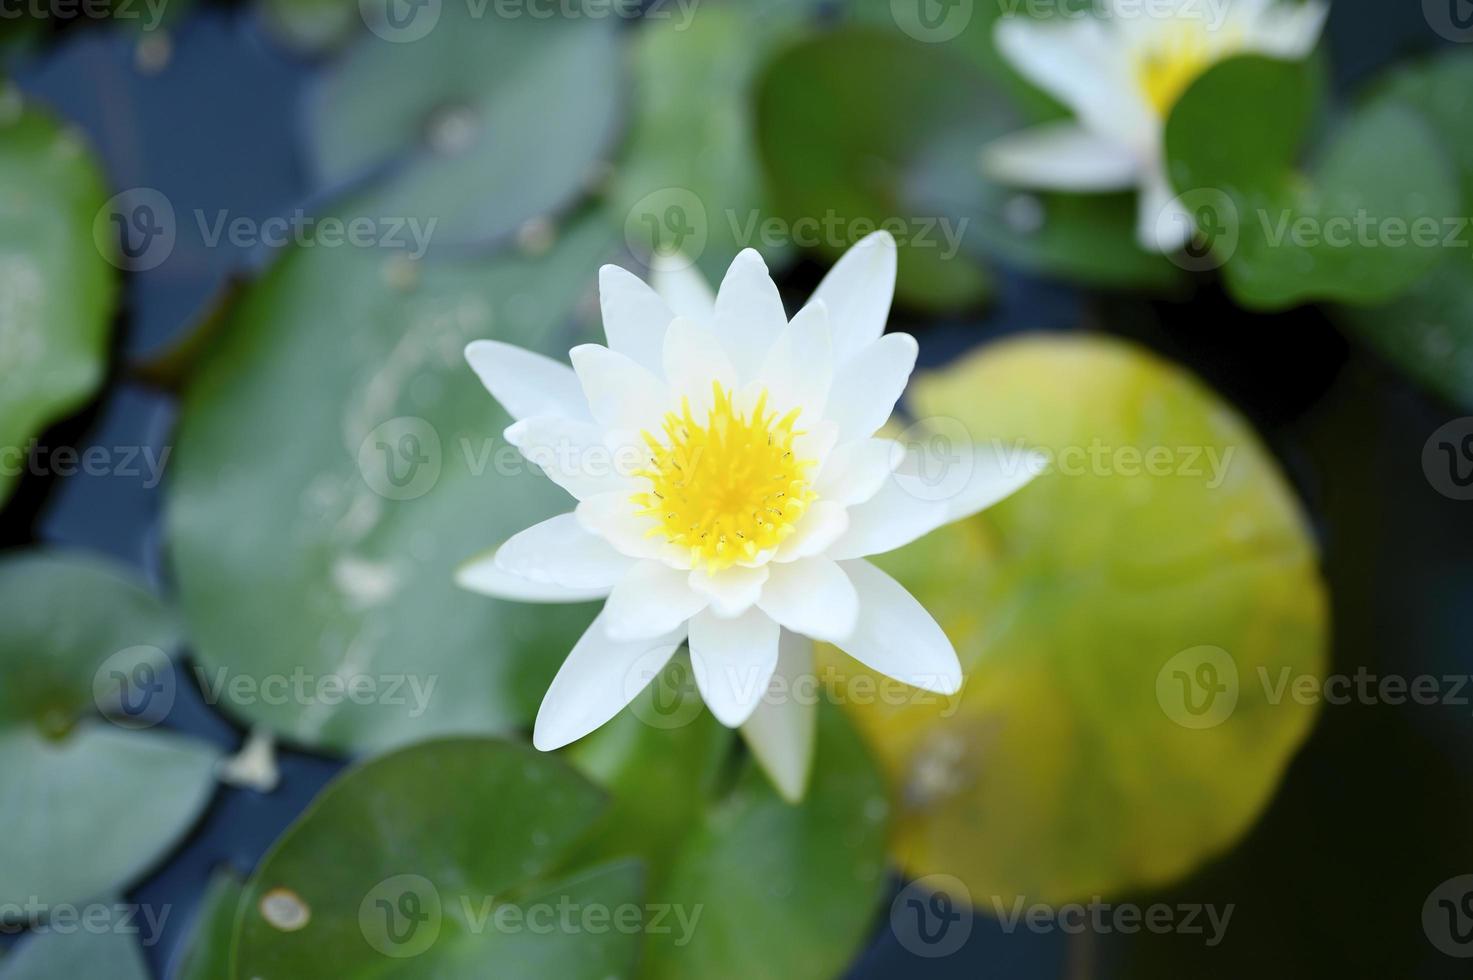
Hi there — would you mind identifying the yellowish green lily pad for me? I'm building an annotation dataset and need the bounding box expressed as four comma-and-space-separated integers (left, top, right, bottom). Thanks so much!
823, 334, 1327, 904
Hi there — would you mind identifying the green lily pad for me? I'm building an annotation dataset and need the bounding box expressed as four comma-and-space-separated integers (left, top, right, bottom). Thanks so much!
0, 552, 219, 911
1166, 55, 1458, 309
310, 3, 622, 247
261, 0, 359, 54
823, 334, 1327, 904
612, 2, 802, 283
173, 868, 245, 980
0, 922, 149, 980
1335, 50, 1473, 408
755, 29, 995, 311
570, 667, 891, 980
0, 101, 116, 507
165, 216, 615, 753
232, 737, 642, 979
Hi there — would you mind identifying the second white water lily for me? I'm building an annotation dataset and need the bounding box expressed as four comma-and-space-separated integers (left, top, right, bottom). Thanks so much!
458, 233, 1042, 801
983, 0, 1328, 252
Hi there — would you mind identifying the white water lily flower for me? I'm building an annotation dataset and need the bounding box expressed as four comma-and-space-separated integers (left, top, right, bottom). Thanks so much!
456, 233, 1042, 801
983, 0, 1328, 252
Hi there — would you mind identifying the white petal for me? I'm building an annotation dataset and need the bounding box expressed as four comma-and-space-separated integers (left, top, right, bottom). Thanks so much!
599, 264, 674, 378
465, 340, 589, 422
755, 300, 833, 421
652, 252, 716, 328
664, 316, 739, 419
688, 607, 780, 727
495, 513, 635, 589
823, 333, 918, 442
739, 631, 817, 803
713, 248, 788, 380
569, 344, 670, 432
981, 122, 1141, 191
1251, 0, 1329, 59
455, 552, 611, 603
829, 442, 1046, 560
773, 499, 849, 562
532, 612, 685, 750
834, 560, 960, 695
800, 231, 897, 366
505, 416, 640, 500
757, 557, 859, 643
576, 491, 677, 563
603, 559, 708, 641
993, 16, 1153, 149
814, 438, 902, 507
689, 563, 769, 618
1138, 165, 1196, 254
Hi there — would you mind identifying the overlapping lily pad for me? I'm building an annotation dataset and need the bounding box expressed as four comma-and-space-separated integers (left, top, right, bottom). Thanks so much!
823, 334, 1327, 904
1335, 50, 1473, 408
166, 216, 616, 753
174, 868, 245, 980
309, 1, 623, 246
0, 101, 116, 507
1166, 55, 1458, 309
569, 665, 891, 980
232, 738, 643, 979
0, 552, 219, 911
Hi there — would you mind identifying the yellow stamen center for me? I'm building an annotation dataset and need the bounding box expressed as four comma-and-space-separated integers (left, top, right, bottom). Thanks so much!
1133, 24, 1221, 116
632, 383, 816, 572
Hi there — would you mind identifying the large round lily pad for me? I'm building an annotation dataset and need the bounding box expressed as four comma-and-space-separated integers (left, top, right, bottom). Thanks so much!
0, 101, 116, 507
309, 2, 622, 247
823, 334, 1328, 904
0, 551, 219, 912
232, 738, 642, 979
166, 217, 615, 753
